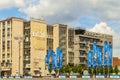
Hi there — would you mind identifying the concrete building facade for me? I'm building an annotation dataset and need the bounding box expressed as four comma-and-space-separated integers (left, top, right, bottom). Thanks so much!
0, 17, 24, 76
0, 17, 113, 76
73, 28, 112, 66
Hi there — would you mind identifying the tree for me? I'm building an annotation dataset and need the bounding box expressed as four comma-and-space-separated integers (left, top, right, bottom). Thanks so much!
93, 68, 96, 75
105, 67, 108, 75
109, 66, 114, 73
59, 67, 65, 73
114, 66, 119, 74
100, 67, 104, 74
72, 65, 78, 73
64, 65, 71, 74
88, 68, 92, 74
48, 64, 52, 73
77, 65, 82, 75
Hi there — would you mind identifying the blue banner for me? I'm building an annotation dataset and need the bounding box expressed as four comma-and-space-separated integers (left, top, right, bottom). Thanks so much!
45, 47, 63, 70
93, 43, 97, 68
56, 47, 60, 68
59, 50, 62, 68
46, 48, 52, 69
88, 50, 93, 68
108, 45, 112, 67
52, 52, 56, 70
104, 41, 108, 67
97, 46, 102, 67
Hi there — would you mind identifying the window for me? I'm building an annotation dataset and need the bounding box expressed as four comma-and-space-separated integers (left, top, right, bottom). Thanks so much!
2, 54, 5, 58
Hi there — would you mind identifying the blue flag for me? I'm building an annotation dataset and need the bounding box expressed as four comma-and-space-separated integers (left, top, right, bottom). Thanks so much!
56, 47, 60, 68
104, 41, 108, 67
93, 43, 97, 68
59, 50, 62, 69
88, 50, 93, 68
108, 45, 112, 67
52, 52, 56, 70
46, 48, 52, 70
97, 46, 102, 67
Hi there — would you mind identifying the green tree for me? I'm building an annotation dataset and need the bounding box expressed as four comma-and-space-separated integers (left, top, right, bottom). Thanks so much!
88, 68, 92, 74
59, 66, 65, 73
64, 65, 71, 74
93, 68, 96, 75
100, 67, 104, 74
48, 64, 52, 73
77, 65, 82, 75
72, 65, 78, 73
105, 67, 108, 75
114, 66, 119, 74
109, 66, 114, 73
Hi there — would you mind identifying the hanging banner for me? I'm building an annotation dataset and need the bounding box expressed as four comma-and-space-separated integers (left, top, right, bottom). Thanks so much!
52, 52, 56, 70
45, 47, 63, 70
104, 41, 108, 67
56, 47, 60, 68
88, 50, 93, 68
46, 48, 52, 70
93, 43, 97, 68
97, 46, 102, 67
59, 50, 62, 69
108, 45, 112, 67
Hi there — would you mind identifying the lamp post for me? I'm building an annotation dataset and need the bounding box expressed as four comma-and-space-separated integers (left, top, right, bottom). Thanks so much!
14, 36, 24, 76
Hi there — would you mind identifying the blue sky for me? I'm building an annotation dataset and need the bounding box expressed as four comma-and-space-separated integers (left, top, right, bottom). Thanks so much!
0, 0, 120, 57
0, 7, 26, 19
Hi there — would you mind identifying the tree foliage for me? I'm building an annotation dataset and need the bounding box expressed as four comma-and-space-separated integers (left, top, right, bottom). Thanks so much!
72, 65, 78, 73
114, 66, 119, 74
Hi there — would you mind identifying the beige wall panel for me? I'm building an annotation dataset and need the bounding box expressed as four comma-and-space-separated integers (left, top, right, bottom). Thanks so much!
30, 19, 48, 76
11, 18, 24, 76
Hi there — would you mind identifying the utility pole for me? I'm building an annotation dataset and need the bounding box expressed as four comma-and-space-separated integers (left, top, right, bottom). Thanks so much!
14, 36, 24, 76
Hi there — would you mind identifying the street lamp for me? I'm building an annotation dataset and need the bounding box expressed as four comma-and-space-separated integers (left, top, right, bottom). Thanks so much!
14, 36, 24, 76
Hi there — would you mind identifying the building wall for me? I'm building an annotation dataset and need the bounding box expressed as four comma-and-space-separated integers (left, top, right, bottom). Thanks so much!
11, 18, 24, 76
68, 28, 74, 65
53, 24, 68, 65
30, 19, 48, 76
113, 57, 120, 67
0, 17, 113, 76
74, 29, 113, 66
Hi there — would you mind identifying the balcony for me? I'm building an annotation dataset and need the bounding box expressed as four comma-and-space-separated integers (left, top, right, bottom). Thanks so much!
24, 26, 30, 29
24, 45, 30, 48
7, 25, 11, 28
47, 35, 53, 38
1, 67, 11, 71
68, 48, 73, 52
24, 57, 30, 61
25, 64, 30, 68
79, 61, 86, 64
79, 54, 87, 57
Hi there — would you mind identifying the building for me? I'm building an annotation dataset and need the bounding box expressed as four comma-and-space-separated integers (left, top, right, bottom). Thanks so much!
113, 57, 120, 67
53, 24, 68, 65
68, 28, 74, 66
0, 17, 113, 76
73, 28, 112, 66
0, 17, 24, 76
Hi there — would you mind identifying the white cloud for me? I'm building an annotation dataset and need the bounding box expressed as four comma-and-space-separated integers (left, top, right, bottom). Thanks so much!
0, 0, 120, 56
1, 0, 120, 24
17, 0, 120, 24
88, 22, 120, 57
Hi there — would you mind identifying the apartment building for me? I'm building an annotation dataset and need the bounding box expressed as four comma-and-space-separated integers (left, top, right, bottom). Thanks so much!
53, 24, 68, 65
68, 28, 74, 65
74, 28, 112, 66
0, 17, 112, 76
0, 17, 68, 76
23, 19, 48, 76
0, 17, 24, 76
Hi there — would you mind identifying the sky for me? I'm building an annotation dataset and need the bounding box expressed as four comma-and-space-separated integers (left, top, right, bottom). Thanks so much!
0, 0, 120, 57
